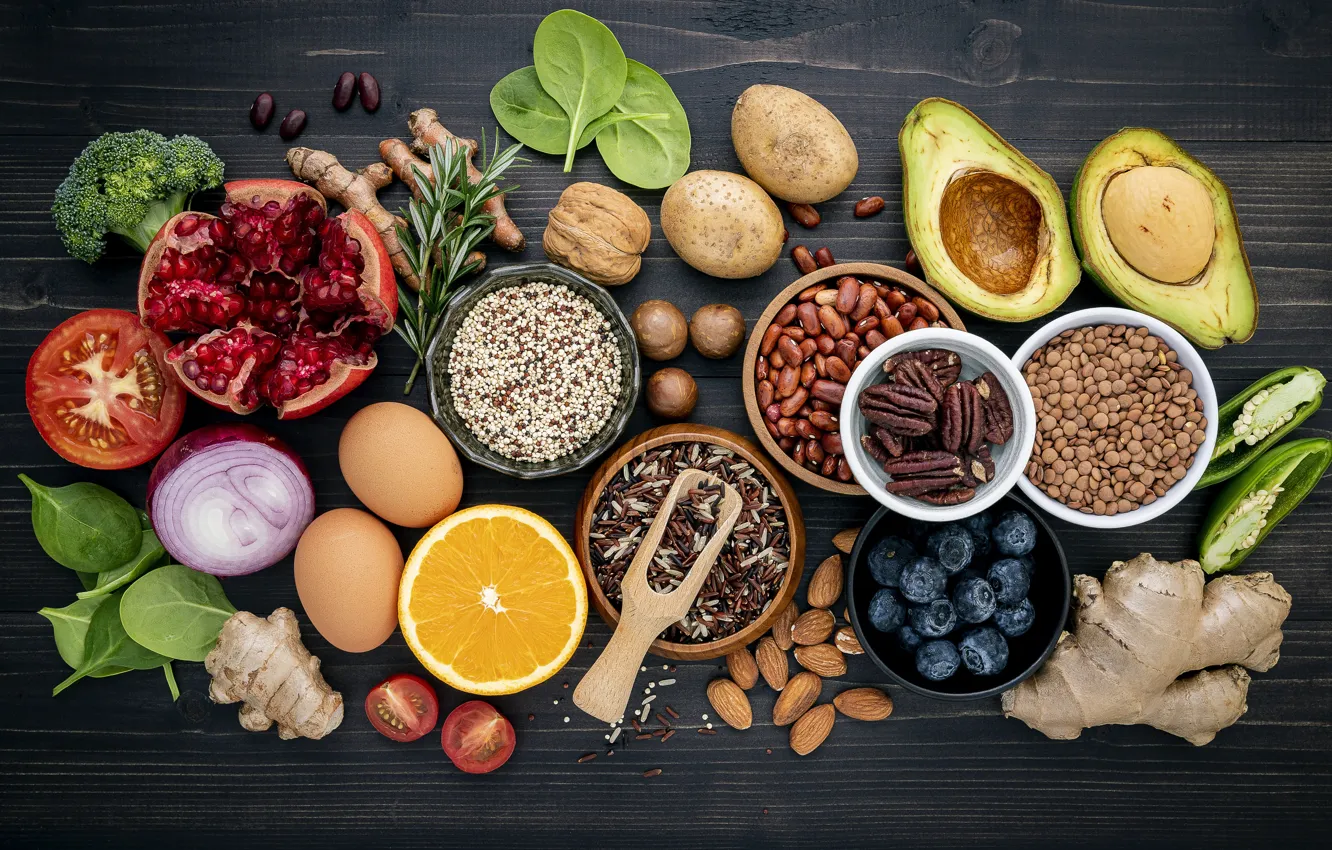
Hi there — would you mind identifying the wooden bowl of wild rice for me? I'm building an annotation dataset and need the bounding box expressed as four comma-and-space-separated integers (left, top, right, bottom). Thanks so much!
574, 423, 806, 661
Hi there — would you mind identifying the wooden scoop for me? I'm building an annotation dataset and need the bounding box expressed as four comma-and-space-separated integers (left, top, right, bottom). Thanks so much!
574, 469, 741, 723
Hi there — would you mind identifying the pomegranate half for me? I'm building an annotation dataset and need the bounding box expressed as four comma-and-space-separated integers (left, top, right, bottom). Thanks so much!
137, 179, 396, 419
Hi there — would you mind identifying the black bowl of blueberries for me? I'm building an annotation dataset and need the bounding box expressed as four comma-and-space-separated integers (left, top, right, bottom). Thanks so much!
846, 493, 1071, 700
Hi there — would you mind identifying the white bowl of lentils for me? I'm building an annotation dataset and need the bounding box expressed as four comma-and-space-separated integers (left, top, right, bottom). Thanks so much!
426, 263, 640, 478
1011, 307, 1218, 529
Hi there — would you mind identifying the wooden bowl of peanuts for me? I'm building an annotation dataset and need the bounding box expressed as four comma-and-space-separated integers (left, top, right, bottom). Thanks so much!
742, 262, 966, 495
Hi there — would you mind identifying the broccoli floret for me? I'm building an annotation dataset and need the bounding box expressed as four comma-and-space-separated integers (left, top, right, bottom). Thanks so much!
52, 130, 225, 263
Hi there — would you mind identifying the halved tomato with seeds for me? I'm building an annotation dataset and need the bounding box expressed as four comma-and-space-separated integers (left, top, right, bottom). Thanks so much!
26, 309, 186, 469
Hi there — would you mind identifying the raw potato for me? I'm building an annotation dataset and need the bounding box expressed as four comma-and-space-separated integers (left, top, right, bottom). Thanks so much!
689, 304, 746, 359
630, 300, 688, 361
660, 171, 783, 279
731, 85, 858, 204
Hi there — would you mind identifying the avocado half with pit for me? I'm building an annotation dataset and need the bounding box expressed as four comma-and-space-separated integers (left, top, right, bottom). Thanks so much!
1070, 128, 1257, 349
900, 98, 1081, 322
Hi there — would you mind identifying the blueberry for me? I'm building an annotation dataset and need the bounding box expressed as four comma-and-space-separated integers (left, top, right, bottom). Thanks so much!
908, 599, 958, 638
867, 536, 916, 588
900, 557, 948, 604
992, 510, 1038, 557
916, 640, 961, 681
926, 524, 975, 574
896, 625, 923, 652
993, 598, 1036, 637
952, 576, 997, 624
907, 519, 932, 544
868, 588, 906, 632
987, 558, 1032, 606
960, 510, 994, 557
958, 626, 1009, 675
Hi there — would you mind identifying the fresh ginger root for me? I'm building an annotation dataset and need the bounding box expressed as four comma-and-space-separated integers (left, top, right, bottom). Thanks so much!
386, 108, 525, 253
1001, 553, 1291, 746
204, 608, 344, 741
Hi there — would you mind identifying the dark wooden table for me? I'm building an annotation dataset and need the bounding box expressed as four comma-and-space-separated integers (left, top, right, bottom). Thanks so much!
3, 2, 1330, 846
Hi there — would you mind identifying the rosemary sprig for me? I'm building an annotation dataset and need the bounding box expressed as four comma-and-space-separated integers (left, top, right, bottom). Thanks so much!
393, 132, 524, 394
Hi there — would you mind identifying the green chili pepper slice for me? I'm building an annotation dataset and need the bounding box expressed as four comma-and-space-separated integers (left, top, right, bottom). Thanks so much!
1197, 366, 1325, 488
1198, 437, 1332, 573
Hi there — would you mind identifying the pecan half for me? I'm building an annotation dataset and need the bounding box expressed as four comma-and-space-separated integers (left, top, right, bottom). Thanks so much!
962, 445, 995, 486
917, 486, 976, 505
872, 426, 904, 458
882, 450, 963, 479
886, 349, 961, 387
886, 473, 964, 497
940, 383, 964, 454
861, 434, 890, 463
960, 380, 986, 454
892, 357, 944, 403
974, 371, 1014, 445
859, 383, 937, 436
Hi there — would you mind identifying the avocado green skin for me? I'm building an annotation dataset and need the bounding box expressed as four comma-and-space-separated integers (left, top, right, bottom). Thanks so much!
1197, 366, 1326, 489
1069, 128, 1258, 349
1198, 437, 1332, 573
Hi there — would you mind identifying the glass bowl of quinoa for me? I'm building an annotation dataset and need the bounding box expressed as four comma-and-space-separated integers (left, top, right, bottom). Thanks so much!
426, 262, 640, 478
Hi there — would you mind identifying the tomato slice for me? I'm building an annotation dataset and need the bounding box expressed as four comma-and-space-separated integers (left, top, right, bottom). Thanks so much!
365, 673, 439, 742
441, 701, 515, 773
26, 309, 186, 470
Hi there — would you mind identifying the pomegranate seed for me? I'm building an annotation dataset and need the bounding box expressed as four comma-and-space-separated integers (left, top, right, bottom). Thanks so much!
175, 215, 201, 236
210, 374, 228, 394
181, 360, 201, 380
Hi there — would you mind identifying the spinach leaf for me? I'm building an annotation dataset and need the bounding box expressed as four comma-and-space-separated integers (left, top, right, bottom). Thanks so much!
52, 592, 169, 696
20, 474, 142, 572
119, 564, 236, 662
76, 571, 100, 592
596, 60, 692, 189
76, 530, 167, 599
37, 596, 130, 679
162, 662, 179, 701
492, 66, 663, 155
533, 9, 627, 171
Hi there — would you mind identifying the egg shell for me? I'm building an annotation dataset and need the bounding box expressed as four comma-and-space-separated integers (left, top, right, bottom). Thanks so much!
294, 508, 404, 653
339, 402, 463, 528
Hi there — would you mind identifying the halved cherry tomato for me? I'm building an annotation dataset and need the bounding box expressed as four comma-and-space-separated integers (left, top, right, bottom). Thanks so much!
441, 700, 515, 773
365, 673, 439, 742
26, 309, 185, 470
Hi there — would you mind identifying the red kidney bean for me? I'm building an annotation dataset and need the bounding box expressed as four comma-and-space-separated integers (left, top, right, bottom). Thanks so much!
798, 338, 817, 360
800, 362, 817, 388
853, 315, 879, 335
854, 196, 885, 217
808, 440, 826, 465
774, 303, 798, 326
809, 410, 838, 431
797, 302, 820, 335
851, 284, 877, 321
760, 323, 784, 356
779, 436, 795, 451
873, 283, 892, 299
783, 325, 806, 343
769, 349, 786, 370
905, 249, 920, 275
858, 344, 870, 359
777, 417, 799, 437
896, 301, 918, 325
865, 329, 887, 350
885, 290, 908, 311
358, 72, 381, 111
779, 387, 809, 417
908, 316, 929, 331
766, 420, 781, 439
836, 457, 853, 482
755, 355, 769, 380
836, 277, 859, 313
815, 333, 836, 355
278, 109, 307, 141
795, 418, 819, 440
821, 454, 839, 477
826, 356, 852, 383
913, 296, 940, 323
792, 440, 806, 466
756, 379, 774, 408
814, 247, 836, 268
813, 352, 827, 377
250, 92, 275, 129
811, 399, 831, 412
776, 365, 799, 397
778, 335, 802, 365
797, 284, 822, 302
798, 404, 813, 418
818, 305, 846, 339
822, 432, 844, 456
765, 403, 782, 422
881, 316, 905, 338
871, 297, 891, 320
811, 379, 845, 405
843, 331, 860, 347
788, 203, 821, 228
782, 227, 789, 243
333, 72, 357, 110
835, 338, 858, 367
792, 246, 818, 274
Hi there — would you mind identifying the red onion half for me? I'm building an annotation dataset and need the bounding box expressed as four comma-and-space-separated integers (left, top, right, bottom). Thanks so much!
148, 423, 315, 576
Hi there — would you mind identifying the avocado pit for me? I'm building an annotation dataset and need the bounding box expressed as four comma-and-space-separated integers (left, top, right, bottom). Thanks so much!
938, 170, 1043, 297
1101, 165, 1215, 284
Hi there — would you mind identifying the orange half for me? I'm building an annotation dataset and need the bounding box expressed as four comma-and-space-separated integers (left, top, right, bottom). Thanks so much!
399, 505, 587, 695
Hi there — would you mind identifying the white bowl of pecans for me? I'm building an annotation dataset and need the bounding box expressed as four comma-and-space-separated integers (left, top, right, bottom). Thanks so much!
840, 328, 1037, 522
1010, 307, 1218, 529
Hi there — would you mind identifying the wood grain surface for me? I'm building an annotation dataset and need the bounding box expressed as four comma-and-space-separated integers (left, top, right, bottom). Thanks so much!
1, 1, 1329, 847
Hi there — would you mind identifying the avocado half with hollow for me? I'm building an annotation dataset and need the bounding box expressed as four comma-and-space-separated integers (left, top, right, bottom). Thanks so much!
1070, 128, 1257, 349
900, 98, 1081, 322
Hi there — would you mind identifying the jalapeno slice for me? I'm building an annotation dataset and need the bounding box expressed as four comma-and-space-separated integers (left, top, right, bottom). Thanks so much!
1198, 366, 1325, 488
1198, 437, 1332, 573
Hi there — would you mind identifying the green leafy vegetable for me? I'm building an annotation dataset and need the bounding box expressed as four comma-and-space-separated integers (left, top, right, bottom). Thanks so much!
595, 60, 692, 189
163, 662, 179, 701
38, 596, 130, 679
491, 66, 662, 156
76, 530, 167, 599
532, 9, 628, 171
52, 592, 171, 696
119, 564, 237, 662
20, 475, 142, 572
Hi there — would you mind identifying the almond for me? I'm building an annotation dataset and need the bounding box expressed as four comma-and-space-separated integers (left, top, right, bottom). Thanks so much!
755, 636, 788, 691
706, 678, 752, 730
726, 646, 759, 690
773, 671, 821, 726
833, 687, 894, 721
789, 703, 835, 755
834, 626, 864, 655
794, 643, 847, 677
832, 527, 860, 554
806, 555, 843, 609
791, 608, 835, 645
771, 600, 798, 651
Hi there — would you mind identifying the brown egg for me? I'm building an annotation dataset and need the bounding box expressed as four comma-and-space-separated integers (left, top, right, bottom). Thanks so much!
339, 402, 463, 528
294, 508, 404, 653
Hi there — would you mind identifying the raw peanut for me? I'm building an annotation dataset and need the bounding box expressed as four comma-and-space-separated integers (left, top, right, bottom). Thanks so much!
854, 196, 885, 217
772, 602, 798, 650
814, 289, 839, 307
760, 323, 784, 356
756, 379, 774, 408
814, 247, 835, 268
794, 643, 847, 677
913, 296, 940, 322
788, 202, 821, 228
853, 315, 879, 335
817, 305, 847, 339
807, 555, 844, 609
896, 300, 917, 325
774, 303, 798, 326
726, 647, 760, 690
792, 246, 818, 274
779, 387, 808, 417
707, 678, 753, 730
815, 334, 836, 355
851, 283, 878, 321
800, 362, 817, 388
909, 316, 929, 331
834, 687, 893, 721
809, 410, 838, 431
776, 364, 798, 398
836, 277, 860, 313
789, 703, 835, 755
756, 636, 789, 690
885, 290, 908, 311
791, 608, 835, 645
826, 356, 852, 383
797, 302, 820, 335
332, 71, 356, 110
773, 671, 822, 726
881, 316, 905, 338
834, 626, 864, 655
810, 379, 845, 405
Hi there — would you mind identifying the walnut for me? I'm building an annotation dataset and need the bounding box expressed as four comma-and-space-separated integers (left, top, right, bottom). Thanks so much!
543, 182, 651, 286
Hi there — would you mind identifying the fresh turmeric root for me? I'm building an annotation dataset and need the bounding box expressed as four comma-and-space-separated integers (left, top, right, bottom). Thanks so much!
204, 608, 344, 741
1001, 553, 1291, 746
